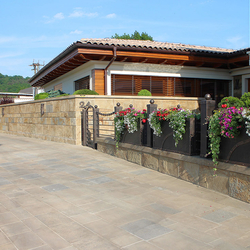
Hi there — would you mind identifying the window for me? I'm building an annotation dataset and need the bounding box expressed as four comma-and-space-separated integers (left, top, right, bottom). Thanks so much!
75, 76, 90, 91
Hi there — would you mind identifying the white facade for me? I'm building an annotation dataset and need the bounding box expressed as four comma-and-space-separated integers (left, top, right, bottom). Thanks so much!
44, 60, 234, 95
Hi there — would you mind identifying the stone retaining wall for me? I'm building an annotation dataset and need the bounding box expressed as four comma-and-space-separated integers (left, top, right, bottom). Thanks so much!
97, 137, 250, 203
0, 95, 202, 145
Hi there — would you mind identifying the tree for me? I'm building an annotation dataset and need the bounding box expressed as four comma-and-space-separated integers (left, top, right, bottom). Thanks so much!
0, 73, 30, 93
111, 30, 153, 41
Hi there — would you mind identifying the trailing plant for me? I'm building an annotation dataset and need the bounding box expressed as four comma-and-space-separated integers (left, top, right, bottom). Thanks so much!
208, 106, 244, 165
114, 107, 147, 148
137, 89, 152, 96
148, 107, 195, 147
242, 108, 250, 136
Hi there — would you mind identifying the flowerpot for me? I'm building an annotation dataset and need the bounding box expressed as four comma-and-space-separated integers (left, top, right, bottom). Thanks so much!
120, 121, 147, 146
219, 127, 250, 166
152, 118, 200, 155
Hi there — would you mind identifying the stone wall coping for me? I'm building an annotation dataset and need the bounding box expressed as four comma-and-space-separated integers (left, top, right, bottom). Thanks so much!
0, 94, 203, 108
96, 137, 250, 176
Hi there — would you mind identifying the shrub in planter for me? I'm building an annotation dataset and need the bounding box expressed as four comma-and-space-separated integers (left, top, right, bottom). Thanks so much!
34, 93, 49, 100
208, 106, 250, 165
73, 89, 99, 95
240, 92, 250, 108
218, 96, 244, 109
114, 107, 147, 148
148, 107, 197, 147
138, 89, 152, 96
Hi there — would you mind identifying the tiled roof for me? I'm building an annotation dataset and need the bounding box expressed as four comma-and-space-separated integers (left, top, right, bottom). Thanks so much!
79, 38, 235, 54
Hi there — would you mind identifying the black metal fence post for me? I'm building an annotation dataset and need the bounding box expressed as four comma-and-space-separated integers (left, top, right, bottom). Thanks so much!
114, 102, 123, 141
146, 99, 157, 147
200, 94, 216, 157
114, 102, 122, 113
93, 105, 99, 149
81, 108, 87, 146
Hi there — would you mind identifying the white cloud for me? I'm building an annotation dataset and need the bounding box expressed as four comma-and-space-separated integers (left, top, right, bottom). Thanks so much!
226, 36, 247, 49
106, 13, 116, 18
0, 36, 16, 44
85, 12, 98, 18
54, 12, 64, 20
70, 30, 82, 35
69, 9, 98, 18
69, 10, 84, 18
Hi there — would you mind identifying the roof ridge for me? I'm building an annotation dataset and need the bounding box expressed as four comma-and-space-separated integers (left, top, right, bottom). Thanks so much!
79, 38, 235, 53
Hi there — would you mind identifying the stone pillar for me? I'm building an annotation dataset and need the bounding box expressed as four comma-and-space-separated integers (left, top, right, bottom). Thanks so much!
200, 94, 216, 157
146, 99, 157, 147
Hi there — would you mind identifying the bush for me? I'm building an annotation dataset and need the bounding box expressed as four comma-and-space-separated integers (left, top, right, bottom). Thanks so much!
218, 96, 244, 108
0, 97, 14, 105
73, 89, 99, 95
240, 92, 250, 107
138, 89, 152, 96
58, 94, 70, 97
34, 93, 49, 100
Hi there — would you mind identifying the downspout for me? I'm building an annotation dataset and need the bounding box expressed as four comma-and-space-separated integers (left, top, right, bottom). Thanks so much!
104, 47, 117, 95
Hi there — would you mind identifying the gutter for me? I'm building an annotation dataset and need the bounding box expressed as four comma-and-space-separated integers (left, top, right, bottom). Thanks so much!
104, 47, 117, 95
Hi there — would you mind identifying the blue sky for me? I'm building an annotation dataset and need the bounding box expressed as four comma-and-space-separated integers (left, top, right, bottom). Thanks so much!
0, 0, 249, 78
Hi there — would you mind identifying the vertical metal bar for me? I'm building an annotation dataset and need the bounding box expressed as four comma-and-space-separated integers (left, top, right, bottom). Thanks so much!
82, 108, 87, 146
93, 106, 98, 149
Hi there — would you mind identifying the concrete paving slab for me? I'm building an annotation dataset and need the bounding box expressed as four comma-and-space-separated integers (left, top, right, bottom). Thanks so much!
0, 133, 250, 249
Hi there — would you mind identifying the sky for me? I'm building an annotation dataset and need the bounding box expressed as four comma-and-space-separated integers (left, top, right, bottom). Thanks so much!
0, 0, 249, 78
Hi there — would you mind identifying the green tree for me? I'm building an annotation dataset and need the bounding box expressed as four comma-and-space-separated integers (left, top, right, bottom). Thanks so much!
111, 30, 153, 41
0, 73, 30, 93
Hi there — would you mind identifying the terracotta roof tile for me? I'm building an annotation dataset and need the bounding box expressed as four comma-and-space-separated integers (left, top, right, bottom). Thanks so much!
79, 38, 235, 54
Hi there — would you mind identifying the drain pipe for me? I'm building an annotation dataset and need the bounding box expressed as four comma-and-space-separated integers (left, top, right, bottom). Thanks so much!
104, 47, 117, 95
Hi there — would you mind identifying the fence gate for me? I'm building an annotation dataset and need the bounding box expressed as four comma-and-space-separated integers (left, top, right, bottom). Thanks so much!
80, 101, 122, 149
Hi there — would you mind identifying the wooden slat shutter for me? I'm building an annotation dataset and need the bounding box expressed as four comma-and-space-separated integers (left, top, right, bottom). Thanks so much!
75, 76, 90, 91
111, 75, 134, 95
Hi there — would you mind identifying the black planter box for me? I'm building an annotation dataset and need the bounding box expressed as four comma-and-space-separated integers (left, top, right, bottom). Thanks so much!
152, 118, 200, 155
120, 121, 147, 146
219, 128, 250, 166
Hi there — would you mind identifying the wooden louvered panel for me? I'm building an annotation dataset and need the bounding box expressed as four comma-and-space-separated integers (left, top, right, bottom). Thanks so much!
151, 77, 164, 96
111, 75, 134, 95
134, 77, 142, 94
75, 76, 90, 91
54, 83, 62, 91
92, 69, 105, 95
167, 77, 175, 96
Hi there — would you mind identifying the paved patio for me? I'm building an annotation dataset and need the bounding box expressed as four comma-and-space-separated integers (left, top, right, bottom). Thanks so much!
0, 134, 249, 250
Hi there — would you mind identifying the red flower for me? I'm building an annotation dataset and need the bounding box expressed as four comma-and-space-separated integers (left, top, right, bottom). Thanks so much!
221, 104, 227, 108
142, 118, 147, 123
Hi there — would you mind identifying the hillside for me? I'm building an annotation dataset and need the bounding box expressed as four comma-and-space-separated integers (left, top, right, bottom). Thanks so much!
0, 73, 31, 93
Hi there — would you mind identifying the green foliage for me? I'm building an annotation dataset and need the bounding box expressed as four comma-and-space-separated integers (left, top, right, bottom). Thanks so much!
73, 89, 99, 95
34, 93, 49, 100
137, 89, 152, 96
240, 92, 250, 107
218, 96, 244, 108
47, 90, 66, 98
0, 73, 30, 93
114, 107, 147, 148
58, 94, 70, 97
111, 30, 153, 41
208, 107, 244, 165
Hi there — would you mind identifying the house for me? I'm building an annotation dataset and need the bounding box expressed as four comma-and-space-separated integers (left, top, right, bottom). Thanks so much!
29, 38, 250, 103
